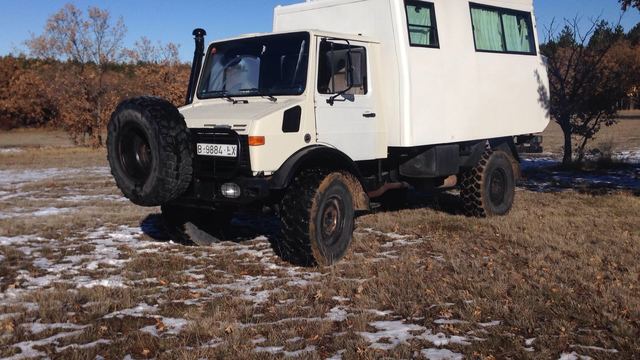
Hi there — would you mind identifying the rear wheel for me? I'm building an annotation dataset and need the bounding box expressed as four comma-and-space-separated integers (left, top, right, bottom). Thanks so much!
460, 150, 515, 217
274, 170, 356, 266
161, 205, 233, 246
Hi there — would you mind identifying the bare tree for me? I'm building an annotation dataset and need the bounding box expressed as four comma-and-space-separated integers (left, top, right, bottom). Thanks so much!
540, 19, 640, 164
127, 37, 181, 65
26, 3, 126, 146
620, 0, 640, 11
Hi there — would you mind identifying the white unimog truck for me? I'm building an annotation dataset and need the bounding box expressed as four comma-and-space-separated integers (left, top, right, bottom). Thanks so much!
107, 0, 550, 266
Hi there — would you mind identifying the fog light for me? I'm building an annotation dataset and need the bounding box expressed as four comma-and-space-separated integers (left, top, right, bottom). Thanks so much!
221, 183, 241, 199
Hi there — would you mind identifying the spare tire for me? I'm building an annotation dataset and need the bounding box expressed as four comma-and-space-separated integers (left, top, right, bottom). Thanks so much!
107, 96, 193, 207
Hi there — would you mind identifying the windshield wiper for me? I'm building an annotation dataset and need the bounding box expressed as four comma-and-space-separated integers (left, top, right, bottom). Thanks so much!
239, 88, 278, 103
204, 90, 248, 104
224, 96, 248, 104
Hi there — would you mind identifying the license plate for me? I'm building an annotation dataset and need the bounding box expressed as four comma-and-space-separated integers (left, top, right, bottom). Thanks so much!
196, 143, 238, 158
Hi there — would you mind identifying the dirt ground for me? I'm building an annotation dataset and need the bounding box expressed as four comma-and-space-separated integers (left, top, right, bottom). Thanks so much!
0, 122, 638, 359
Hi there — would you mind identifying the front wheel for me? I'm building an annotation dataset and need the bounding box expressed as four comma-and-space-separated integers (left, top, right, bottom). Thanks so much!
274, 170, 356, 266
460, 150, 516, 217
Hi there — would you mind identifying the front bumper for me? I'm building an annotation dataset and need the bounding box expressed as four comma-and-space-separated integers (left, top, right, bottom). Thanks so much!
173, 127, 283, 209
171, 176, 273, 208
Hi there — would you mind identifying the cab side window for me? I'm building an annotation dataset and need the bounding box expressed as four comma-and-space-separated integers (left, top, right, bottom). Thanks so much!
317, 40, 368, 95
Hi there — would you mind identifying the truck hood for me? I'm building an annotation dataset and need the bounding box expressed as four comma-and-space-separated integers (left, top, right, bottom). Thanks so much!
179, 98, 303, 131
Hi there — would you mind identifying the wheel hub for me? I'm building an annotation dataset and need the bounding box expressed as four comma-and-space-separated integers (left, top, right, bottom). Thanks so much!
321, 195, 345, 246
118, 125, 153, 182
489, 168, 507, 205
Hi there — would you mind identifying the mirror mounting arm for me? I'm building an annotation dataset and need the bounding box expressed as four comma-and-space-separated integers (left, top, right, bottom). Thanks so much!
327, 84, 353, 106
323, 37, 354, 106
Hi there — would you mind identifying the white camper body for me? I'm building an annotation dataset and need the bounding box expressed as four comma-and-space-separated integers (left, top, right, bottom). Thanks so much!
274, 0, 550, 149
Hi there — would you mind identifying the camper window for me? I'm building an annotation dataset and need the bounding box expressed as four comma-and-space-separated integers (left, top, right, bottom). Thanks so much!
470, 3, 536, 55
404, 1, 439, 48
317, 40, 368, 96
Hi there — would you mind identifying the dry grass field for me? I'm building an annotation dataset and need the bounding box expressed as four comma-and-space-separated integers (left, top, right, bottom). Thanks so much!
0, 120, 638, 359
540, 113, 640, 155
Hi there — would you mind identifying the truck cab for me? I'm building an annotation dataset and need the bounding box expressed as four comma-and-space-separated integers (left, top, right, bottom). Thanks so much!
180, 31, 386, 175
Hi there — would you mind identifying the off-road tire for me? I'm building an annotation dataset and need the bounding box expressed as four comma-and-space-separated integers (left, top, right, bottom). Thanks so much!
161, 205, 232, 246
460, 150, 515, 217
107, 96, 192, 207
275, 170, 356, 267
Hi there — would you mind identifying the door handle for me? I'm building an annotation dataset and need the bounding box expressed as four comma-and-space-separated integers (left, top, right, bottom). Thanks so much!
363, 112, 376, 118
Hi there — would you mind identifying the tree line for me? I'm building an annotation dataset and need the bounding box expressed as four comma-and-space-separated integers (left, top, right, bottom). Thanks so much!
1, 2, 640, 164
0, 4, 189, 146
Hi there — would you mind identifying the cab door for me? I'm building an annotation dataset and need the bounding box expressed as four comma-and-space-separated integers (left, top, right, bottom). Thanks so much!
314, 38, 381, 161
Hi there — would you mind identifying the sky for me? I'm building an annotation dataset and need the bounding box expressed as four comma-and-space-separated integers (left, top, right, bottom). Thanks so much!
0, 0, 638, 62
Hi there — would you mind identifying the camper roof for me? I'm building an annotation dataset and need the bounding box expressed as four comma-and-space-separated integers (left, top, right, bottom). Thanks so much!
275, 0, 535, 13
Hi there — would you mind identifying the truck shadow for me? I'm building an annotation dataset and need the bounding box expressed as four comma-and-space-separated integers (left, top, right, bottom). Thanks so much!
139, 211, 314, 266
139, 191, 467, 247
384, 189, 464, 216
520, 157, 640, 195
140, 211, 282, 246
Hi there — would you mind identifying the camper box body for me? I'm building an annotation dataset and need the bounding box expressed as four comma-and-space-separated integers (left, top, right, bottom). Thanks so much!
274, 0, 550, 149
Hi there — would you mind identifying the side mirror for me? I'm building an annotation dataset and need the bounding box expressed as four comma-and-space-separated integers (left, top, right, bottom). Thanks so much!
346, 50, 364, 88
323, 39, 365, 105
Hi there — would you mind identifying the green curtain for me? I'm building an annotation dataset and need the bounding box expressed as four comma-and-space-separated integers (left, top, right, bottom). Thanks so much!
471, 8, 504, 51
502, 13, 533, 52
407, 5, 433, 46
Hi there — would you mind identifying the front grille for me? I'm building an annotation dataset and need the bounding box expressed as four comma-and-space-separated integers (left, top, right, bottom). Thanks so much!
191, 128, 251, 179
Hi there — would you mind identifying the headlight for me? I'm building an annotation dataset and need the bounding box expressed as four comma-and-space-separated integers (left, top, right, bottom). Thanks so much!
221, 183, 241, 199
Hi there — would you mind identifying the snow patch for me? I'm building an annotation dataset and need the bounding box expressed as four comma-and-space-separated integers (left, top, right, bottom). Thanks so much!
59, 194, 128, 202
140, 317, 188, 337
104, 303, 158, 318
359, 320, 426, 350
56, 339, 112, 352
5, 330, 84, 360
478, 320, 501, 327
0, 167, 109, 189
212, 275, 279, 305
32, 207, 75, 217
332, 296, 350, 303
421, 348, 464, 360
255, 346, 284, 353
326, 349, 346, 360
251, 337, 267, 344
434, 319, 468, 325
0, 148, 23, 154
419, 332, 472, 346
365, 309, 393, 317
22, 322, 87, 335
558, 352, 594, 360
77, 277, 127, 289
325, 306, 348, 322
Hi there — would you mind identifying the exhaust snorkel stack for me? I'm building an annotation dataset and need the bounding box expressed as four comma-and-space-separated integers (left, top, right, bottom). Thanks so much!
185, 28, 207, 105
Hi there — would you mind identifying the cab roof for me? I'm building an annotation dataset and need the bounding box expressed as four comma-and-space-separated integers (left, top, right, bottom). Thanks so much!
207, 29, 379, 47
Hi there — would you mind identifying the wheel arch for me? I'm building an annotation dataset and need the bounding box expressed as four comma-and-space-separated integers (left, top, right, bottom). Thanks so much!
489, 137, 521, 179
270, 145, 369, 211
489, 137, 520, 162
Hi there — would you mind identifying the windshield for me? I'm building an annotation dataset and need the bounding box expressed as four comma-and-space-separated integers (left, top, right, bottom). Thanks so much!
197, 32, 310, 99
